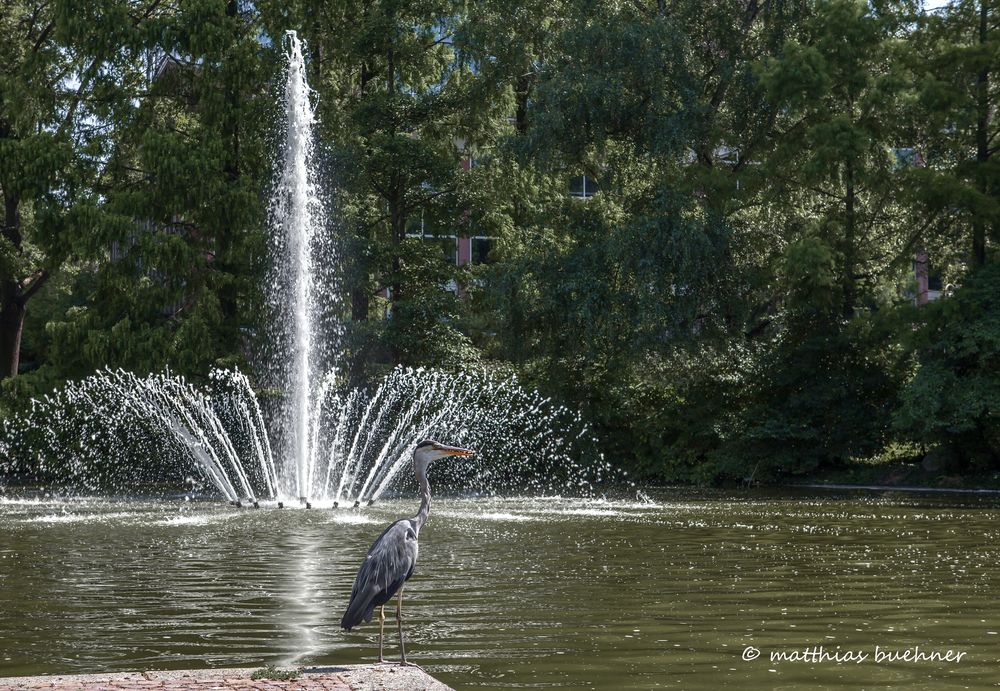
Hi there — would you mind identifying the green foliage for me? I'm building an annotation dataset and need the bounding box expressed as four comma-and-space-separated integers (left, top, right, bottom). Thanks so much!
906, 0, 1000, 267
896, 264, 1000, 465
758, 0, 914, 318
0, 0, 273, 407
379, 239, 480, 369
270, 0, 508, 379
2, 0, 999, 487
782, 236, 840, 316
250, 666, 299, 681
717, 314, 904, 480
695, 230, 905, 480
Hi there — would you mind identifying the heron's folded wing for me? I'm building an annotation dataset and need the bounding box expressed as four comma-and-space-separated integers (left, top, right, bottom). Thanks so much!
342, 521, 415, 629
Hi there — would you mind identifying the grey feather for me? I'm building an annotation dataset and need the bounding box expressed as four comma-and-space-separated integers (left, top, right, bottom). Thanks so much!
340, 439, 474, 646
340, 518, 419, 630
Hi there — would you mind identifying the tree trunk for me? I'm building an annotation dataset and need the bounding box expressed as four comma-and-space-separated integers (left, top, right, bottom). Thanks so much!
914, 248, 930, 306
218, 0, 241, 329
1, 191, 24, 379
389, 180, 405, 365
506, 281, 525, 363
386, 45, 405, 365
347, 59, 374, 383
0, 292, 25, 378
348, 265, 370, 386
843, 157, 856, 318
972, 0, 989, 266
514, 72, 532, 136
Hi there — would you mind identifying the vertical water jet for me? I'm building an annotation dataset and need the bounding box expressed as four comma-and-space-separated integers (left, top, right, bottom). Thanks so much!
268, 31, 329, 502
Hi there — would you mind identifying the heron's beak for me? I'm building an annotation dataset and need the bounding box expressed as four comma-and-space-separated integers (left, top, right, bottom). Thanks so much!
440, 445, 476, 458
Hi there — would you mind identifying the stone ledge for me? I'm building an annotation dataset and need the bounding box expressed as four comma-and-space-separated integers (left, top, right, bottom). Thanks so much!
0, 665, 453, 691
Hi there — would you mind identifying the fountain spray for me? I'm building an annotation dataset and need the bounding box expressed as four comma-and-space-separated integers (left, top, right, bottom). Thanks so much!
270, 31, 326, 502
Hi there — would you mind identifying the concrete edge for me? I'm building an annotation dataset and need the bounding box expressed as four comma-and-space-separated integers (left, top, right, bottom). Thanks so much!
0, 665, 453, 691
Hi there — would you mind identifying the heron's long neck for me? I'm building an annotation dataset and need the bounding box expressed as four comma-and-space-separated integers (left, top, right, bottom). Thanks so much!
414, 462, 431, 532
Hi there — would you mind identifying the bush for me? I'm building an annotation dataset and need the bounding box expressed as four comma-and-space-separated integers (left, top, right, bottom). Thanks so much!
896, 264, 1000, 467
703, 235, 906, 482
712, 315, 902, 481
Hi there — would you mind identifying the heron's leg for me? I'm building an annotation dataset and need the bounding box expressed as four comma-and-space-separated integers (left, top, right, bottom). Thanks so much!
378, 605, 386, 663
396, 587, 420, 669
395, 586, 420, 668
395, 587, 406, 663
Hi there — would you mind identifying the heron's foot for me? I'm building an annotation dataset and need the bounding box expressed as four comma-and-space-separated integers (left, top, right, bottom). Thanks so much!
399, 660, 422, 670
376, 658, 390, 665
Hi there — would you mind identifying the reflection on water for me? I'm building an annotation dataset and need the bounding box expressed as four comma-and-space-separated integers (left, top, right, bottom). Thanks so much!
1, 489, 999, 689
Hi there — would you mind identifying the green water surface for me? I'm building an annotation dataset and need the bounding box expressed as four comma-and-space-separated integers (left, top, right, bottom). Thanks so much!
1, 489, 998, 689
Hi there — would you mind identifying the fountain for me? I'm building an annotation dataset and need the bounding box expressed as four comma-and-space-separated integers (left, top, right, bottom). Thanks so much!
267, 31, 330, 503
0, 362, 608, 503
0, 32, 616, 505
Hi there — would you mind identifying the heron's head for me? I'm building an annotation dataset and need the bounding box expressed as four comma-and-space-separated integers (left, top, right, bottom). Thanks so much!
413, 439, 476, 467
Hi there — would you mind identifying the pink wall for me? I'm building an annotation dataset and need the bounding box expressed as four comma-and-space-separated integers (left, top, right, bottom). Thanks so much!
457, 236, 472, 266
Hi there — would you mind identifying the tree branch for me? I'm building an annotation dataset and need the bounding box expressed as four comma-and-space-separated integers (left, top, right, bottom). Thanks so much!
423, 33, 454, 51
19, 268, 50, 303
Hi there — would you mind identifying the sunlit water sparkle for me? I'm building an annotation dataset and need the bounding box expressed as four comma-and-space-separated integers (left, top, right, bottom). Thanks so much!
1, 489, 998, 689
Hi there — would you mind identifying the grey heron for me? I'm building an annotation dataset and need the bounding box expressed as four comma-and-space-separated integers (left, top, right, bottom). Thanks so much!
340, 439, 475, 665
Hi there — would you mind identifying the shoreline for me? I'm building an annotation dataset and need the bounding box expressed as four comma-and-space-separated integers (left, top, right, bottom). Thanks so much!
789, 482, 1000, 495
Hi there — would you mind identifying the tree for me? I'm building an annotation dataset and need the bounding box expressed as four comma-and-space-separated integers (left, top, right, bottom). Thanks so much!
42, 1, 272, 382
758, 0, 915, 318
468, 0, 807, 477
0, 1, 99, 381
896, 263, 1000, 465
908, 0, 999, 269
272, 0, 508, 377
704, 0, 919, 477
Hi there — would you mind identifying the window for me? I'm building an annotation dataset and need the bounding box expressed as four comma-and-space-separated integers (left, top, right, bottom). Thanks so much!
471, 237, 494, 264
569, 175, 599, 199
416, 234, 457, 264
439, 237, 459, 264
406, 216, 458, 264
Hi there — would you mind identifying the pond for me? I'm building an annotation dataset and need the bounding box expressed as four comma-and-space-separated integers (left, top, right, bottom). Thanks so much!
0, 489, 998, 689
